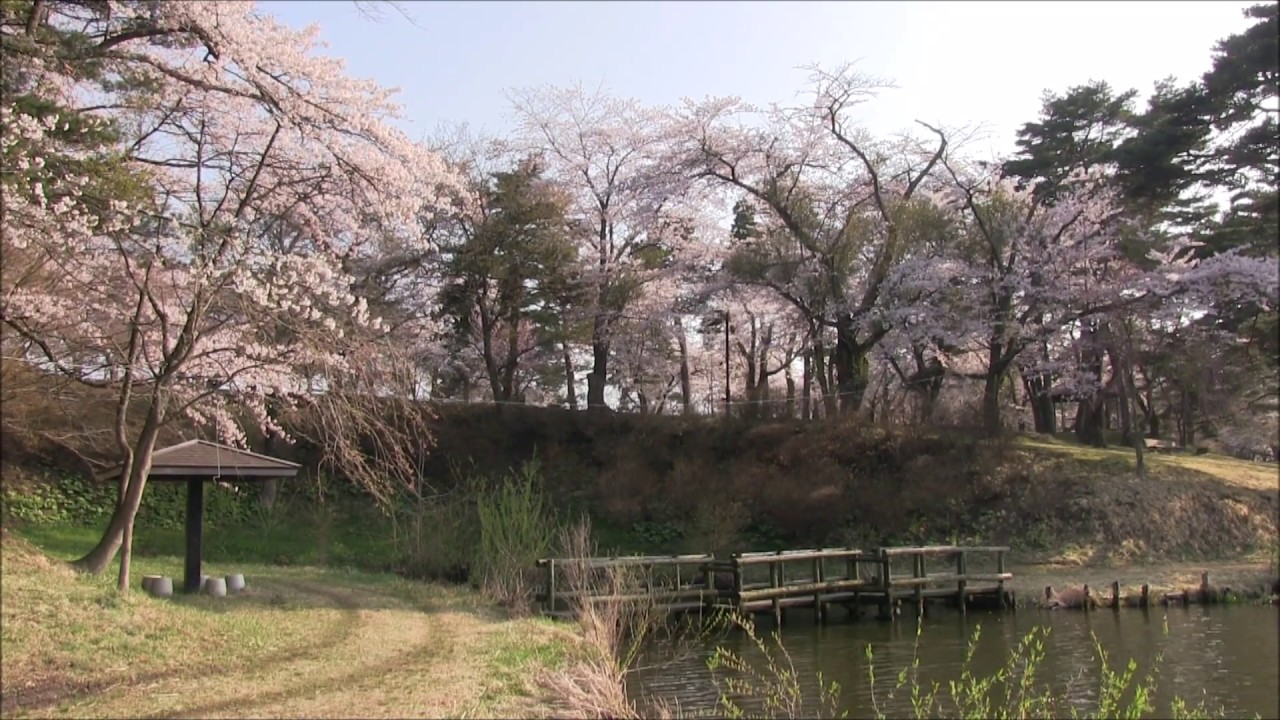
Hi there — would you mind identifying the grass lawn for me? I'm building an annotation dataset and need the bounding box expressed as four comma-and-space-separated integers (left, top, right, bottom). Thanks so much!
1016, 434, 1279, 492
0, 529, 580, 719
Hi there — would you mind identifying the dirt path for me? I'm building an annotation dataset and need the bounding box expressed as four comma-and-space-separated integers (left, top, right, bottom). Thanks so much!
1, 537, 572, 720
39, 580, 552, 719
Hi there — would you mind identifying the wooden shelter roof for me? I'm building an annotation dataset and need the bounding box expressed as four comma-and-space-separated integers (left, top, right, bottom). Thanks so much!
96, 439, 300, 482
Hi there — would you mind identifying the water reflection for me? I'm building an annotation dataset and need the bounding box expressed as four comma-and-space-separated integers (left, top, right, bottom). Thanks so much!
628, 605, 1280, 718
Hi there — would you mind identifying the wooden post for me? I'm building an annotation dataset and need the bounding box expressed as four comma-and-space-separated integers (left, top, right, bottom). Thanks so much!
1111, 580, 1120, 611
955, 549, 967, 616
732, 556, 744, 613
878, 549, 893, 621
184, 478, 205, 594
1140, 583, 1150, 609
913, 553, 925, 618
769, 560, 781, 625
1083, 584, 1092, 611
850, 553, 862, 619
547, 559, 557, 616
997, 550, 1007, 609
813, 557, 825, 623
1199, 572, 1210, 604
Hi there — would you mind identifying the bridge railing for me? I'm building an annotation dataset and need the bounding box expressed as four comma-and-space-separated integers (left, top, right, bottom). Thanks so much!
534, 553, 714, 617
534, 545, 1013, 620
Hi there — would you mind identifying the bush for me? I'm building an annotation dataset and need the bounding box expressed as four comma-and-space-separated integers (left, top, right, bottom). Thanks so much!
1, 466, 258, 530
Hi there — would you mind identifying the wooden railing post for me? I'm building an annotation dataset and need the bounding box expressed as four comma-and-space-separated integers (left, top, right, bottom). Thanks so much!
813, 556, 825, 623
913, 552, 925, 618
769, 558, 782, 625
547, 559, 557, 616
955, 549, 967, 616
733, 555, 744, 613
997, 550, 1007, 609
878, 548, 893, 621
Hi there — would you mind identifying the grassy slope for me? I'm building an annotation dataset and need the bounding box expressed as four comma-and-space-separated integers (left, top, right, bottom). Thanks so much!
1000, 435, 1278, 600
0, 530, 578, 719
1005, 435, 1278, 562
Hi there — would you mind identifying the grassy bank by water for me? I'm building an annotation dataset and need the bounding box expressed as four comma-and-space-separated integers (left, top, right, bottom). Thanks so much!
0, 529, 577, 719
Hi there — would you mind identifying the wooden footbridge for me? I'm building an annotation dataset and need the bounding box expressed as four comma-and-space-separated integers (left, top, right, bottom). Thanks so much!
535, 545, 1014, 624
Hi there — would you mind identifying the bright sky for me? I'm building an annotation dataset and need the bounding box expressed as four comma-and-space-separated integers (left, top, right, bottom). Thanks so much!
258, 0, 1257, 161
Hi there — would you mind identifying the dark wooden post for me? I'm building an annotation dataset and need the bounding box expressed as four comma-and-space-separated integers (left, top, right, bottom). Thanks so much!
850, 552, 862, 619
1111, 580, 1121, 610
184, 477, 205, 593
732, 555, 744, 614
997, 550, 1007, 609
913, 553, 925, 617
769, 559, 781, 625
813, 557, 825, 623
955, 549, 967, 616
878, 549, 893, 621
1140, 583, 1150, 609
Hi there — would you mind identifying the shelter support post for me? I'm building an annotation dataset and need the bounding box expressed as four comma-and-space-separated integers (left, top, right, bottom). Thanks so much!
184, 478, 204, 593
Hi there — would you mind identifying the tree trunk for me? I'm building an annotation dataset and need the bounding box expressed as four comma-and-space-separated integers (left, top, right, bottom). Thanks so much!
73, 403, 165, 583
676, 319, 692, 415
980, 342, 1012, 437
801, 349, 812, 420
1075, 398, 1107, 447
785, 365, 796, 419
586, 335, 609, 410
1023, 373, 1057, 434
832, 318, 871, 415
1074, 320, 1108, 447
981, 371, 1003, 437
812, 336, 836, 419
1178, 387, 1197, 447
562, 341, 577, 410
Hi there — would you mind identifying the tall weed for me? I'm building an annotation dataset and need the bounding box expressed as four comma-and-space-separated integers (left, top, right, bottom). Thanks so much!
474, 459, 559, 611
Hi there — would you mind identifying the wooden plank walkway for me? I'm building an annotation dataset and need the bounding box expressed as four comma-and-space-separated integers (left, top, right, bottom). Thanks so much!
535, 545, 1014, 623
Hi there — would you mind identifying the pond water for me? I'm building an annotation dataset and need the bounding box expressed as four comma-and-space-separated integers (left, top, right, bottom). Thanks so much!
628, 605, 1280, 718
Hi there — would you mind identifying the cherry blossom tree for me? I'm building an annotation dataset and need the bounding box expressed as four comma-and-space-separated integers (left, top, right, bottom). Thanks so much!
887, 165, 1147, 437
672, 63, 952, 415
0, 1, 458, 589
508, 84, 694, 410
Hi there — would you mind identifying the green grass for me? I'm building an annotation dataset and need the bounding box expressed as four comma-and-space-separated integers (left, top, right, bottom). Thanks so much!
1, 529, 577, 719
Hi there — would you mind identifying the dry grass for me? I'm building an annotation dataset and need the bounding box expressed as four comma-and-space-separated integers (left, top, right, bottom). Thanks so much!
534, 522, 649, 720
0, 530, 574, 719
1006, 436, 1278, 564
534, 520, 708, 720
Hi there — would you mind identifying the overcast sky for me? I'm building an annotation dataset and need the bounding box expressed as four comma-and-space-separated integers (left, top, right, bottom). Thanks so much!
258, 0, 1257, 162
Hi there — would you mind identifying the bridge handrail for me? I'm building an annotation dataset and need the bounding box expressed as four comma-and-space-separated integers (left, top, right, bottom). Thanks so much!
880, 543, 1008, 556
535, 553, 713, 569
